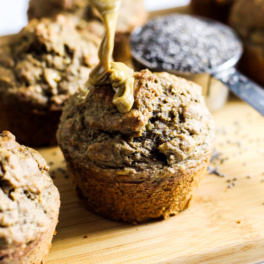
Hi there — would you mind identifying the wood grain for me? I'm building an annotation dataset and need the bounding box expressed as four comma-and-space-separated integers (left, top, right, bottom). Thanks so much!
38, 100, 264, 264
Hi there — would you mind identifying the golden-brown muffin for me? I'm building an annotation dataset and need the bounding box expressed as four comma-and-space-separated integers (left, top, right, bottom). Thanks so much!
229, 0, 264, 86
0, 15, 102, 147
0, 131, 60, 264
57, 69, 215, 224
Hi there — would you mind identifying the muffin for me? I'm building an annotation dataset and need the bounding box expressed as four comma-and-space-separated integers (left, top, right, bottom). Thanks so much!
28, 0, 148, 63
229, 0, 264, 86
0, 131, 60, 263
191, 0, 237, 22
57, 69, 215, 224
0, 15, 102, 147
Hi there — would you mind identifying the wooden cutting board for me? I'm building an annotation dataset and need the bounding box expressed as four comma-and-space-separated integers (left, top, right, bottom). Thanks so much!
39, 100, 264, 264
1, 5, 264, 264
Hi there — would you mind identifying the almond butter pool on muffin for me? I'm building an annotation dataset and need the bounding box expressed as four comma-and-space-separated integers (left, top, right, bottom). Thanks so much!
0, 131, 60, 264
57, 0, 215, 224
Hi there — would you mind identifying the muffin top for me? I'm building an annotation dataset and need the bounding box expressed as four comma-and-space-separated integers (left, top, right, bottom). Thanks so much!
0, 14, 102, 110
229, 0, 264, 40
28, 0, 148, 34
58, 70, 215, 179
0, 131, 60, 254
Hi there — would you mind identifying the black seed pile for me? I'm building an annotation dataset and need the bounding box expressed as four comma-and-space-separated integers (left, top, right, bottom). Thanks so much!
131, 14, 242, 74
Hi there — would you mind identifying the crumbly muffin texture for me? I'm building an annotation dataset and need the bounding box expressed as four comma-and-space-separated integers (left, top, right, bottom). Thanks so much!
58, 69, 214, 177
0, 14, 101, 111
0, 131, 60, 257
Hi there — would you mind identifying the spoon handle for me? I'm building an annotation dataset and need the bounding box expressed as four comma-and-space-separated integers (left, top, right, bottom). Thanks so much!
214, 68, 264, 116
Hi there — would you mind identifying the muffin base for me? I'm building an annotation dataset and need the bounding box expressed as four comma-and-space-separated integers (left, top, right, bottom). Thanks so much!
67, 155, 211, 224
0, 222, 56, 264
0, 103, 61, 147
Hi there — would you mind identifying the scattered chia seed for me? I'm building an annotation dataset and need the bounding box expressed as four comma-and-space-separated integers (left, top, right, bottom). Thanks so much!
236, 141, 242, 147
131, 14, 242, 74
210, 149, 222, 162
50, 171, 56, 179
49, 161, 54, 166
227, 179, 232, 183
261, 179, 264, 183
208, 165, 226, 177
228, 184, 234, 189
52, 151, 57, 156
57, 168, 66, 173
83, 235, 88, 239
247, 174, 252, 179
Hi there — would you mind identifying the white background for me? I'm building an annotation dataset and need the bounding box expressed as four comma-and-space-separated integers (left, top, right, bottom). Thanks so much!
0, 0, 190, 36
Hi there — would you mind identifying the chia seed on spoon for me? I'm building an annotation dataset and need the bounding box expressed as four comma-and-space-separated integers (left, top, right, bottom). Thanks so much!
131, 14, 242, 74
